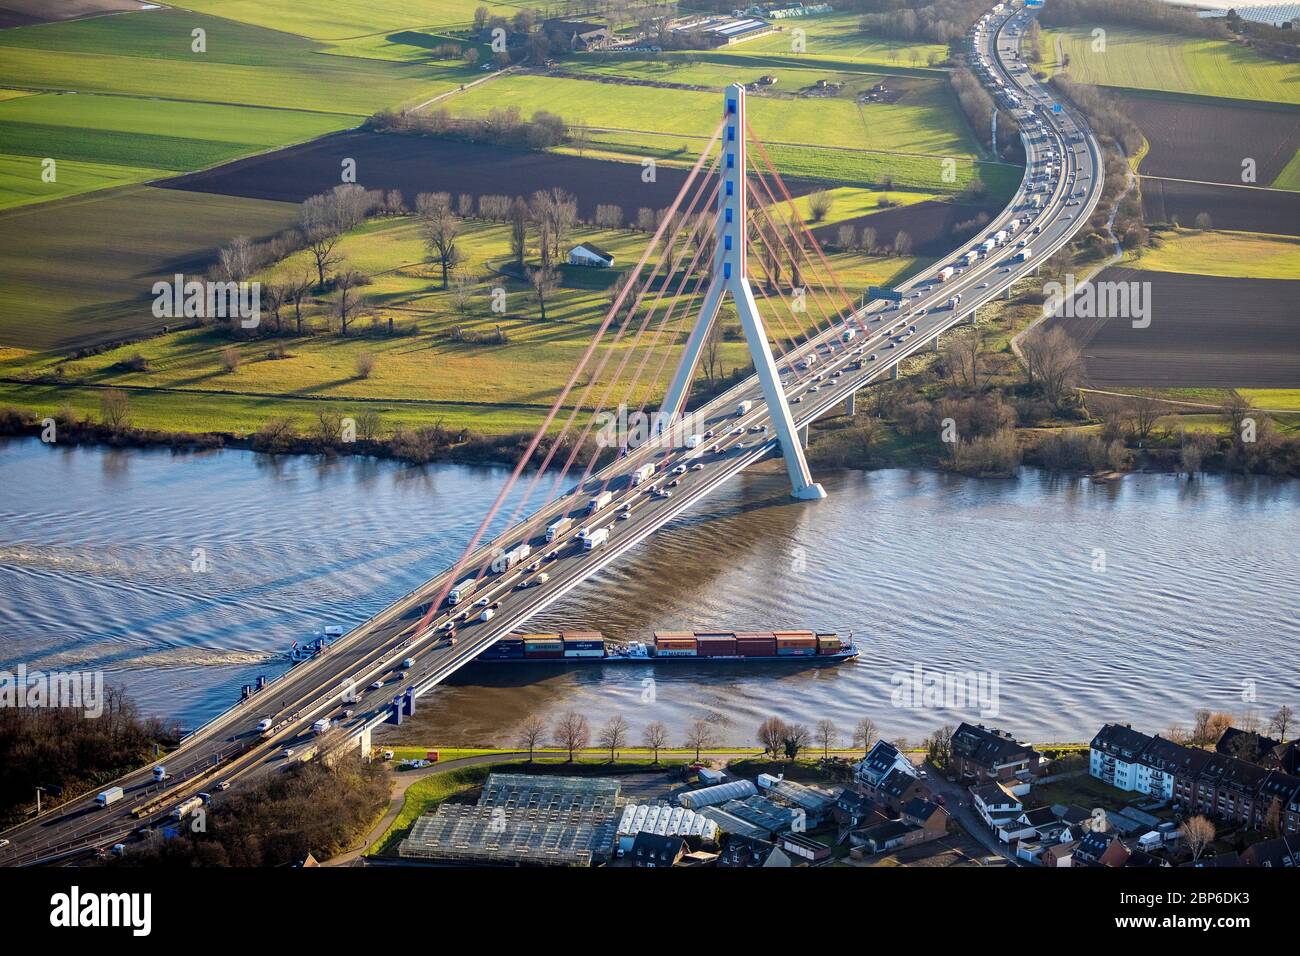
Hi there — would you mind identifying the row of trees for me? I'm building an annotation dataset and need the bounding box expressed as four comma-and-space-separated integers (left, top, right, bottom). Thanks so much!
373, 105, 570, 150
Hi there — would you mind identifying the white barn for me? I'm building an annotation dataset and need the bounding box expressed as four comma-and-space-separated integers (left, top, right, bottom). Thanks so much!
569, 242, 615, 267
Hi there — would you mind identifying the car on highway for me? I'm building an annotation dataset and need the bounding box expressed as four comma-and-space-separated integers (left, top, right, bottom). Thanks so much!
690, 463, 704, 471
618, 510, 632, 520
792, 395, 803, 403
808, 385, 820, 393
672, 464, 687, 475
730, 426, 743, 435
667, 477, 680, 487
216, 781, 231, 791
283, 748, 296, 759
867, 353, 877, 361
257, 717, 273, 732
371, 679, 384, 689
654, 489, 671, 499
475, 596, 491, 607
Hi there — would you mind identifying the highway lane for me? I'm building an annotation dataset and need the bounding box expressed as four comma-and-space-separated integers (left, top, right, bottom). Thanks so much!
0, 1, 1104, 866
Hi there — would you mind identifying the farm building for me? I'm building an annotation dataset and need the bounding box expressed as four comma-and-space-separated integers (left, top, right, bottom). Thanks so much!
541, 19, 613, 50
569, 242, 615, 268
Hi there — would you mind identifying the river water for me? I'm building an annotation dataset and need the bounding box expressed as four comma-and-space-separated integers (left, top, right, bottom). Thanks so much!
1, 438, 1296, 747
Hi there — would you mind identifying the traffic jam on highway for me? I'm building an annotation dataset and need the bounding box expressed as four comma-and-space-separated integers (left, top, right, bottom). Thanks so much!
221, 0, 1104, 774
292, 0, 1101, 753
0, 2, 1102, 867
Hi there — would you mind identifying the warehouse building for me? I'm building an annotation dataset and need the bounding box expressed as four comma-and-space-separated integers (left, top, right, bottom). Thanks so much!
617, 803, 719, 854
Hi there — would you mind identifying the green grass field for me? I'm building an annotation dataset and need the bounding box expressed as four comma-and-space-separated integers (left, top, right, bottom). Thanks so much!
737, 14, 948, 71
0, 8, 482, 209
1049, 25, 1300, 105
0, 212, 926, 436
1273, 149, 1300, 191
1135, 228, 1300, 279
177, 0, 538, 41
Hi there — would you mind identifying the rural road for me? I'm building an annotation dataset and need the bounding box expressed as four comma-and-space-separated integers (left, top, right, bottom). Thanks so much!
913, 758, 1018, 866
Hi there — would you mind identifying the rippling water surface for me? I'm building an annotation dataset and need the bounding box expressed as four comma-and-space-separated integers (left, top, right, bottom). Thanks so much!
1, 438, 1296, 745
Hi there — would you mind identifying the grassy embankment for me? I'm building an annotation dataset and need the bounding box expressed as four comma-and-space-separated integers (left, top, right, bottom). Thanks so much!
0, 214, 927, 438
0, 8, 486, 209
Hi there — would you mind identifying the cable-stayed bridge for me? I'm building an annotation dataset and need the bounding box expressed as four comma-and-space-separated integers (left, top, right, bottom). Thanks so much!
1, 2, 1104, 865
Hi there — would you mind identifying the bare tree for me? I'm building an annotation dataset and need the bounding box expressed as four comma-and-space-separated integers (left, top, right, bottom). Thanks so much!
449, 272, 474, 315
354, 351, 377, 379
517, 714, 547, 762
553, 710, 590, 762
527, 265, 559, 321
1269, 705, 1294, 742
1021, 326, 1083, 409
782, 722, 812, 760
1180, 815, 1215, 861
597, 714, 630, 762
333, 268, 367, 335
815, 718, 839, 757
509, 198, 528, 268
300, 194, 346, 287
701, 320, 724, 385
99, 388, 130, 430
1190, 709, 1233, 748
642, 721, 669, 764
417, 198, 460, 288
758, 716, 788, 758
1128, 392, 1163, 443
284, 271, 314, 335
807, 189, 834, 222
853, 716, 879, 757
683, 717, 717, 762
218, 236, 256, 282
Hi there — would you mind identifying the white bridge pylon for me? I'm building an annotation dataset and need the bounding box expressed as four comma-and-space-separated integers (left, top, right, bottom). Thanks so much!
658, 83, 826, 500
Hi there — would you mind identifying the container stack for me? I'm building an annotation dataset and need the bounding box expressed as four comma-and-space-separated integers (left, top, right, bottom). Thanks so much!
774, 630, 817, 657
734, 631, 777, 657
694, 632, 737, 657
521, 633, 564, 659
815, 633, 843, 656
653, 632, 698, 657
478, 636, 525, 660
562, 631, 605, 659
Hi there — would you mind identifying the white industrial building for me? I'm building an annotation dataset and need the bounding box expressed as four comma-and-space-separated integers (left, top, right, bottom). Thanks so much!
617, 803, 719, 853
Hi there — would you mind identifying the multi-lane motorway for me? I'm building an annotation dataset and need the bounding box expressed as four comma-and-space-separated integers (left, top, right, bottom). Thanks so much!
0, 1, 1105, 866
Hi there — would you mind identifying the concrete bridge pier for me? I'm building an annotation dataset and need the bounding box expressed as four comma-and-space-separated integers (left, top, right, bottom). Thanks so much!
797, 423, 810, 447
890, 364, 899, 381
844, 391, 856, 417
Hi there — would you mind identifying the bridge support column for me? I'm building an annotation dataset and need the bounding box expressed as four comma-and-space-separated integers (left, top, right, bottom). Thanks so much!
890, 364, 899, 381
844, 391, 856, 417
659, 83, 824, 501
797, 423, 809, 448
405, 688, 417, 716
933, 336, 941, 353
358, 725, 372, 760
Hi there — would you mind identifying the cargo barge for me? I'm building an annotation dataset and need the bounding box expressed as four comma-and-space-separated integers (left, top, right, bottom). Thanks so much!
472, 630, 858, 665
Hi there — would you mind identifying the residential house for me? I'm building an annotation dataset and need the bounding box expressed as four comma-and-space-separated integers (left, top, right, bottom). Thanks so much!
854, 797, 948, 855
951, 722, 1040, 784
541, 19, 612, 51
833, 788, 886, 830
1041, 841, 1076, 867
856, 740, 926, 811
1073, 830, 1121, 867
1239, 835, 1299, 868
1217, 727, 1281, 764
629, 831, 685, 867
1090, 723, 1153, 792
970, 782, 1022, 837
716, 835, 792, 867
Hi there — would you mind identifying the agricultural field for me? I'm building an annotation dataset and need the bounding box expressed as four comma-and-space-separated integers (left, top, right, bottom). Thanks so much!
0, 186, 299, 350
175, 0, 539, 41
0, 7, 485, 209
733, 14, 949, 71
1142, 176, 1300, 237
1136, 229, 1300, 281
1116, 92, 1300, 190
0, 214, 925, 436
1048, 25, 1300, 105
450, 72, 976, 158
1047, 266, 1300, 388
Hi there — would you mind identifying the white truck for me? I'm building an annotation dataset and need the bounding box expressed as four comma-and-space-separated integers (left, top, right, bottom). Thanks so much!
1013, 247, 1032, 262
96, 786, 124, 809
172, 796, 204, 821
152, 766, 168, 783
447, 576, 478, 606
840, 327, 857, 343
993, 229, 1009, 246
735, 400, 753, 417
491, 542, 531, 574
980, 238, 997, 254
587, 490, 613, 514
583, 527, 609, 550
937, 266, 955, 282
312, 718, 332, 735
947, 293, 963, 310
963, 250, 980, 265
545, 516, 572, 542
631, 464, 658, 488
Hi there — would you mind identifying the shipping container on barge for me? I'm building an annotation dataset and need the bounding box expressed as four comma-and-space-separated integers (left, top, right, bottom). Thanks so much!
472, 630, 857, 665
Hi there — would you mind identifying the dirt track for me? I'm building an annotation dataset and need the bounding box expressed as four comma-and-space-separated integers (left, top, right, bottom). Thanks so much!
1048, 266, 1300, 388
